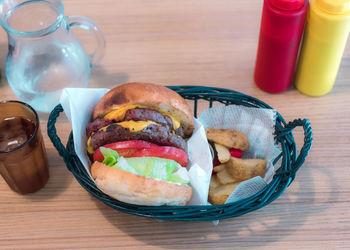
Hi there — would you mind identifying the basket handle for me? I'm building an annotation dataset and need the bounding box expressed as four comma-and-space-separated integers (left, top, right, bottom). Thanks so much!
275, 118, 313, 175
47, 104, 73, 163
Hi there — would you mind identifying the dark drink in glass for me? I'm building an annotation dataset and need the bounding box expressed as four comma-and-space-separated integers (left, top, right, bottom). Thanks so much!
0, 101, 49, 194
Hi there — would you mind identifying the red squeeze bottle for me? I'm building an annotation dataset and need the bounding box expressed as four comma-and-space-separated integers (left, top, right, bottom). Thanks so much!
254, 0, 308, 93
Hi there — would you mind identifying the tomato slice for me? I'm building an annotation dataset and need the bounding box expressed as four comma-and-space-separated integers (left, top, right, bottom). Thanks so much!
93, 140, 157, 162
229, 148, 242, 158
93, 140, 188, 167
131, 146, 188, 167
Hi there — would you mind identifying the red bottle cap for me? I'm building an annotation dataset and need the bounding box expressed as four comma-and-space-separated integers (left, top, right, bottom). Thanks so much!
270, 0, 305, 11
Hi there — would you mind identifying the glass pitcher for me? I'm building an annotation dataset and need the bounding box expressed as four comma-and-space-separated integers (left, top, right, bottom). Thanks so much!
0, 0, 105, 113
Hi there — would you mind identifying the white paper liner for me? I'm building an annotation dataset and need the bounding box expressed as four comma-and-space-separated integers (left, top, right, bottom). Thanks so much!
59, 88, 212, 206
198, 105, 282, 204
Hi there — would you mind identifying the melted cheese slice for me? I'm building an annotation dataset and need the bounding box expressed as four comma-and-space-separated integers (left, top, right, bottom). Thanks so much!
104, 105, 139, 120
87, 120, 156, 154
104, 105, 180, 130
87, 136, 94, 154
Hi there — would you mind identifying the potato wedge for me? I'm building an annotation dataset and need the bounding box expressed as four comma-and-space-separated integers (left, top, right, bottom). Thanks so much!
209, 175, 220, 189
213, 164, 226, 173
214, 143, 231, 163
216, 168, 239, 185
206, 128, 250, 151
209, 182, 241, 205
226, 157, 267, 181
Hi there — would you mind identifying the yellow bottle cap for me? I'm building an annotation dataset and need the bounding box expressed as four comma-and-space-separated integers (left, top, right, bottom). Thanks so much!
316, 0, 350, 14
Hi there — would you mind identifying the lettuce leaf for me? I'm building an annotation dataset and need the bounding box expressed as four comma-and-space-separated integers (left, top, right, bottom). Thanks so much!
122, 157, 190, 185
99, 147, 190, 185
100, 147, 119, 166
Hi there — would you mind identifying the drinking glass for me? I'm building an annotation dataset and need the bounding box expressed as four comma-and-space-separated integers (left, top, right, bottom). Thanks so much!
0, 101, 49, 194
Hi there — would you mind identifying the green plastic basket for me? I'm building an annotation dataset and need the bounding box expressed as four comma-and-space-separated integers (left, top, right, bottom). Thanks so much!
47, 86, 312, 221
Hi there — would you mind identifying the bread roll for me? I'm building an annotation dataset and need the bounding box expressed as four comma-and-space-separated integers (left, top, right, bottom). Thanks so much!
91, 162, 192, 206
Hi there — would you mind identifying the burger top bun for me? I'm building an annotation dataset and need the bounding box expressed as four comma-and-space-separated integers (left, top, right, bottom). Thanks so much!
92, 82, 194, 137
91, 162, 192, 206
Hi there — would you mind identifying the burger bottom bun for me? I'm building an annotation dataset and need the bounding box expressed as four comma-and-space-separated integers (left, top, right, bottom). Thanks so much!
91, 162, 193, 206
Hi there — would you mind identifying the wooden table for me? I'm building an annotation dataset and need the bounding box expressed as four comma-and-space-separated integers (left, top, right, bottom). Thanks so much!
1, 0, 349, 249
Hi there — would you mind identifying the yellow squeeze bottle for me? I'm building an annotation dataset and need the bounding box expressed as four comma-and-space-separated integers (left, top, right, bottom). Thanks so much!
295, 0, 350, 96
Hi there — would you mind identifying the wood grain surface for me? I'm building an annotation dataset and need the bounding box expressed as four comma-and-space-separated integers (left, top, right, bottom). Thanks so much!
0, 0, 349, 249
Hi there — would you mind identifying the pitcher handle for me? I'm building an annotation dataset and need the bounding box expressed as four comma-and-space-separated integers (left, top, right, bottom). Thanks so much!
66, 16, 105, 66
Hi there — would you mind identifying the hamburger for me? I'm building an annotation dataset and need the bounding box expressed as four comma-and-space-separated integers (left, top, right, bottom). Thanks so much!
86, 82, 194, 206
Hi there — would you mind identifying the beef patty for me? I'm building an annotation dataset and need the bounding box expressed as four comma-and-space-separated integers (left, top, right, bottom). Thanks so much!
86, 108, 184, 137
88, 123, 187, 152
86, 118, 113, 137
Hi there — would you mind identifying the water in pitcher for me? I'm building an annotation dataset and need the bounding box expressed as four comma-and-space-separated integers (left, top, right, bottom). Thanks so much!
4, 0, 91, 113
6, 41, 89, 113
